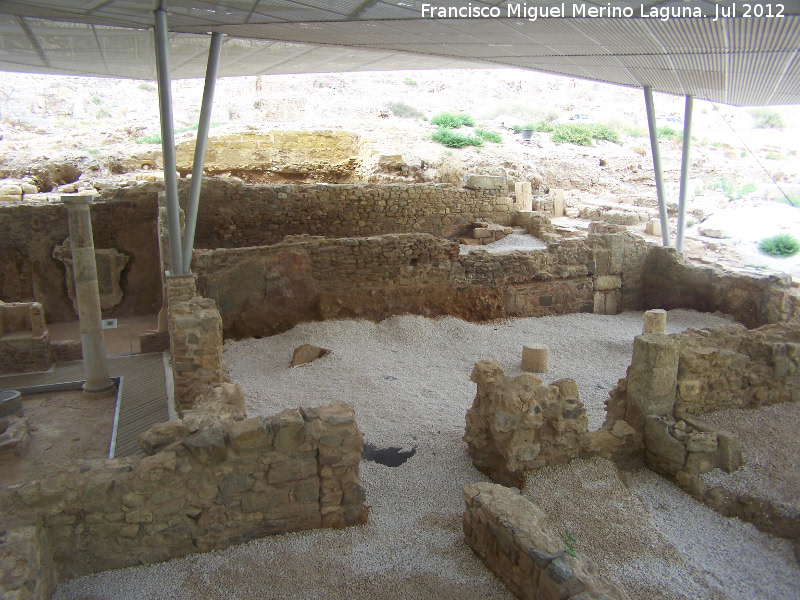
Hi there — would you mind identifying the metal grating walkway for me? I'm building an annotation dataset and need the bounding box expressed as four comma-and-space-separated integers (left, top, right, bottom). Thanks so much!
0, 353, 168, 458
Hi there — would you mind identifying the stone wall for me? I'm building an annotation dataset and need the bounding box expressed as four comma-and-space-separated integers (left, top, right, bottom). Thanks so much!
0, 521, 55, 600
186, 178, 516, 249
0, 401, 367, 583
464, 361, 592, 488
175, 130, 370, 183
462, 482, 627, 600
0, 302, 51, 375
0, 192, 162, 322
641, 246, 799, 328
193, 231, 650, 338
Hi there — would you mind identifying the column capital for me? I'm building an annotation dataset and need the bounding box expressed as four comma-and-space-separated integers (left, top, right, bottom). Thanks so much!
61, 192, 99, 207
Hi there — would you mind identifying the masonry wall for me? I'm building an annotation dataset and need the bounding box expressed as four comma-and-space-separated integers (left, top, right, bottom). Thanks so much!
0, 401, 367, 582
0, 189, 162, 322
185, 179, 517, 249
641, 247, 799, 328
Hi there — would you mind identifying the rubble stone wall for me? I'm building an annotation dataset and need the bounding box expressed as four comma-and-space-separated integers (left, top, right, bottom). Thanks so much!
462, 482, 627, 600
187, 179, 517, 248
0, 401, 367, 583
193, 231, 649, 338
0, 193, 162, 322
0, 302, 51, 375
641, 247, 799, 328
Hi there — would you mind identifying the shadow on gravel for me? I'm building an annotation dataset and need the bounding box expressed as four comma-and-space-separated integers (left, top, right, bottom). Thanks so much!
361, 442, 416, 467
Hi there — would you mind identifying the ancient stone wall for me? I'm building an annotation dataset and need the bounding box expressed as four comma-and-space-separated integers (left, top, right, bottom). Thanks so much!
462, 482, 627, 600
0, 302, 51, 375
186, 179, 516, 249
175, 130, 370, 183
464, 361, 593, 488
641, 246, 798, 328
0, 401, 367, 583
0, 192, 162, 322
0, 521, 55, 600
193, 231, 648, 338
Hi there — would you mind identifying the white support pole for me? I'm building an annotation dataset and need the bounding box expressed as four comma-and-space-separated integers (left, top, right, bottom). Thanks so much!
676, 95, 694, 253
644, 86, 671, 248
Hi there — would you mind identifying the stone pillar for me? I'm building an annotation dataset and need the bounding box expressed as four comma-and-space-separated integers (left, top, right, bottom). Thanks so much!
62, 195, 114, 394
551, 188, 565, 217
643, 309, 667, 334
514, 181, 533, 211
626, 334, 679, 423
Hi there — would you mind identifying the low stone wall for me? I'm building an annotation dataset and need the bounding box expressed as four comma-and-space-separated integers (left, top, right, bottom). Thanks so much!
193, 230, 649, 338
0, 302, 51, 375
0, 521, 55, 600
462, 482, 627, 600
641, 246, 799, 328
0, 401, 367, 583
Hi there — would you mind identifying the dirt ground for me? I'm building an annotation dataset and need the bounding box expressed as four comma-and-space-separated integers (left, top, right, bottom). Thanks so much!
0, 389, 116, 485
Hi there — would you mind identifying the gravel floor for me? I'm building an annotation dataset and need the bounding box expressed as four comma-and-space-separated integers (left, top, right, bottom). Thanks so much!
459, 230, 548, 255
53, 309, 800, 600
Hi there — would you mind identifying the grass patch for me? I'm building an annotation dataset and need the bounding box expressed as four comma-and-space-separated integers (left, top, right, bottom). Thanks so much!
91, 96, 103, 105
137, 83, 156, 92
749, 107, 784, 129
513, 120, 555, 134
766, 151, 783, 160
403, 76, 418, 87
386, 101, 424, 119
431, 127, 483, 148
709, 178, 756, 201
431, 112, 474, 128
135, 133, 162, 144
590, 124, 620, 144
624, 126, 646, 138
475, 129, 502, 143
775, 195, 800, 209
759, 234, 800, 257
658, 126, 682, 141
745, 263, 768, 270
550, 123, 621, 146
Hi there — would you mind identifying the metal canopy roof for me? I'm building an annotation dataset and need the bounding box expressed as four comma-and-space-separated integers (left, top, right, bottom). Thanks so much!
1, 1, 800, 105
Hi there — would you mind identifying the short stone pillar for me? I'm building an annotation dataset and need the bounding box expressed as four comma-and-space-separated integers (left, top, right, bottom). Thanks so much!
514, 181, 533, 211
626, 334, 679, 422
521, 345, 549, 373
63, 194, 114, 394
645, 219, 662, 237
643, 309, 667, 334
551, 188, 565, 217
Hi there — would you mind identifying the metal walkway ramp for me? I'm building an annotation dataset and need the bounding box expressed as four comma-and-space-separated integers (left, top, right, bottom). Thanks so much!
0, 353, 168, 458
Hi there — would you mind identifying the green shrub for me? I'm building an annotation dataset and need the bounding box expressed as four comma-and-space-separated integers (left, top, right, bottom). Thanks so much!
403, 76, 418, 87
624, 126, 646, 138
759, 234, 800, 257
552, 123, 594, 146
766, 151, 783, 160
513, 120, 554, 134
590, 124, 620, 144
749, 108, 784, 129
475, 129, 502, 143
135, 133, 162, 144
137, 83, 156, 92
775, 195, 800, 209
709, 178, 756, 201
431, 112, 474, 128
386, 101, 424, 119
431, 127, 483, 148
657, 126, 682, 141
91, 96, 102, 105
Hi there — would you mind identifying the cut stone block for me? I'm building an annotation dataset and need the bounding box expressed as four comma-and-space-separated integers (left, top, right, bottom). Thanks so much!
645, 219, 662, 237
551, 188, 565, 217
291, 344, 330, 367
521, 345, 549, 373
515, 181, 533, 211
462, 174, 507, 191
643, 309, 667, 334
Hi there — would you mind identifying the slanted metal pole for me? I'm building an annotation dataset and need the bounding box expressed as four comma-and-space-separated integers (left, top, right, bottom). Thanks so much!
644, 86, 671, 247
154, 6, 184, 274
182, 31, 223, 273
676, 95, 694, 253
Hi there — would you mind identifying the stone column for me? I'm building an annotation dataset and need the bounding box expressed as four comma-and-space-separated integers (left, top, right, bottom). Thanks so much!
62, 195, 114, 394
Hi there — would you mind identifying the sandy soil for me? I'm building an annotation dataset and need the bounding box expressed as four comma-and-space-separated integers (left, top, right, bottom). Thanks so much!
0, 389, 116, 485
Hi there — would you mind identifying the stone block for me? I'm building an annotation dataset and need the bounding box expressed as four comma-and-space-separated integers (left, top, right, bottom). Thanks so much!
627, 334, 679, 419
551, 188, 565, 217
644, 415, 686, 466
182, 425, 227, 464
229, 417, 273, 452
269, 409, 305, 452
462, 174, 507, 191
593, 275, 621, 291
521, 345, 549, 373
643, 309, 667, 334
515, 181, 533, 211
645, 219, 662, 237
686, 431, 717, 453
715, 430, 742, 473
137, 420, 188, 455
290, 344, 330, 367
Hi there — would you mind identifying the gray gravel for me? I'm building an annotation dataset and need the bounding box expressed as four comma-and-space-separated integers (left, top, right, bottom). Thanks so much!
53, 309, 800, 600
